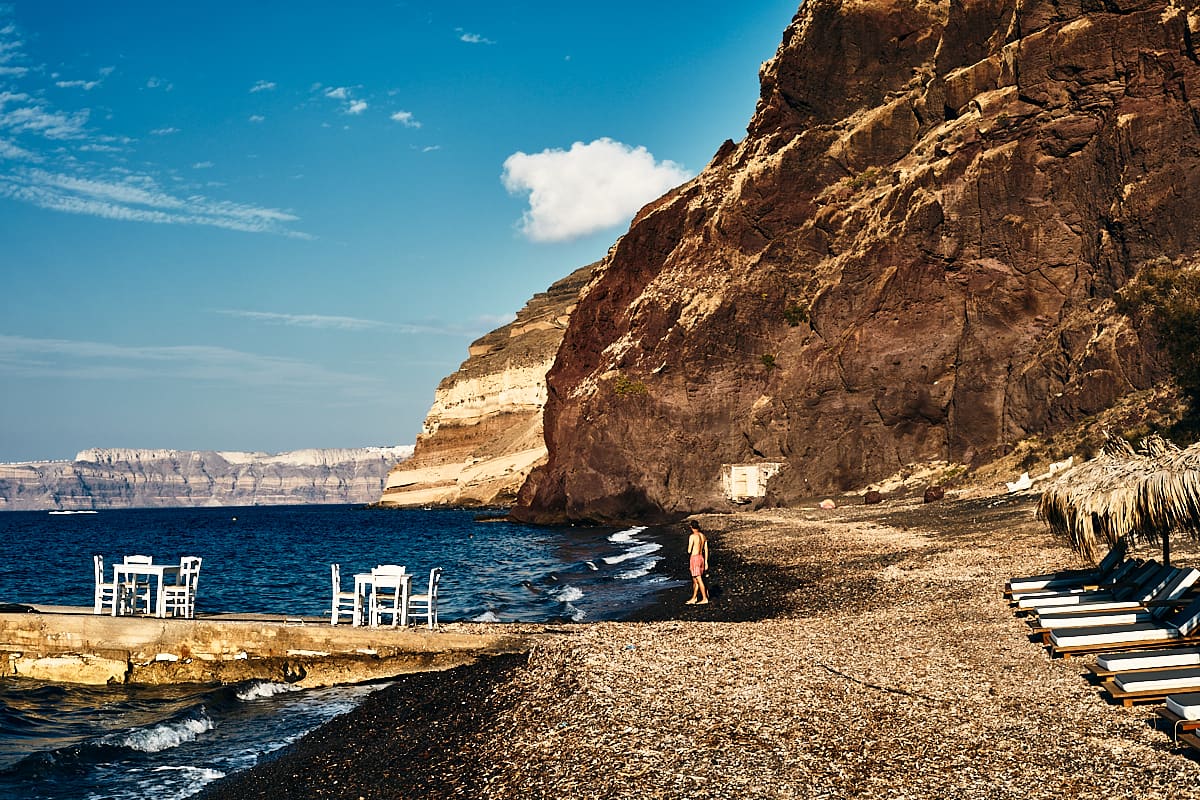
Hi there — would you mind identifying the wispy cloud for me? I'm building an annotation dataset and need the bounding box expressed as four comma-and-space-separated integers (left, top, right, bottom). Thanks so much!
347, 99, 367, 115
502, 137, 692, 242
0, 167, 309, 237
145, 76, 172, 91
390, 110, 420, 128
0, 334, 375, 389
215, 308, 500, 336
319, 85, 369, 116
248, 114, 265, 123
0, 12, 304, 237
324, 86, 348, 100
215, 310, 393, 331
457, 30, 495, 45
250, 79, 276, 93
55, 78, 100, 91
192, 160, 213, 169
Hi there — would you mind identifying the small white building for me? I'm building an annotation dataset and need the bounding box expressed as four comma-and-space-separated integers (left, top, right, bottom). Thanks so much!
721, 462, 783, 503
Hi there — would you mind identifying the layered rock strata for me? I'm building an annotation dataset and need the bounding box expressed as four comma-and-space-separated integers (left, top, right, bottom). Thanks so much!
378, 263, 598, 508
512, 0, 1200, 523
0, 446, 412, 510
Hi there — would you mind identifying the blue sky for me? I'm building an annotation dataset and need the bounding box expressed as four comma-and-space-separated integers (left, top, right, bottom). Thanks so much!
0, 1, 798, 462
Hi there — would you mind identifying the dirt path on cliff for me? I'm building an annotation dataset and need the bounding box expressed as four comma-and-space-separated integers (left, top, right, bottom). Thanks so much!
196, 493, 1200, 799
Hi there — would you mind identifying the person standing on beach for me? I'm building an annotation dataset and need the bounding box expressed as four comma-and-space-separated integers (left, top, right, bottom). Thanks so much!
686, 520, 710, 604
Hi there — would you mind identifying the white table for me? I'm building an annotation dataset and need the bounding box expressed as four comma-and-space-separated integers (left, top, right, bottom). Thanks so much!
354, 571, 411, 627
112, 562, 179, 618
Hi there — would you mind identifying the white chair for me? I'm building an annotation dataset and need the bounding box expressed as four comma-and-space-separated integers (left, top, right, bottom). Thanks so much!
93, 555, 129, 615
120, 554, 153, 615
330, 563, 358, 625
408, 567, 443, 630
369, 565, 408, 627
162, 556, 202, 619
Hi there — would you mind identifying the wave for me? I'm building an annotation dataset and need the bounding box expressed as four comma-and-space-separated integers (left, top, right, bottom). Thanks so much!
607, 525, 647, 543
550, 585, 583, 603
615, 556, 662, 580
472, 611, 502, 623
103, 712, 214, 753
563, 602, 586, 622
236, 682, 300, 702
602, 542, 661, 565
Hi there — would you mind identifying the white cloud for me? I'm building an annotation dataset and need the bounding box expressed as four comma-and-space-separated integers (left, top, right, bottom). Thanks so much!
145, 76, 172, 90
458, 31, 495, 45
192, 161, 214, 169
250, 80, 276, 93
0, 136, 33, 159
248, 114, 265, 123
324, 86, 348, 100
150, 126, 179, 135
501, 137, 692, 242
390, 110, 420, 128
347, 99, 367, 115
0, 91, 90, 139
55, 78, 100, 91
421, 145, 441, 153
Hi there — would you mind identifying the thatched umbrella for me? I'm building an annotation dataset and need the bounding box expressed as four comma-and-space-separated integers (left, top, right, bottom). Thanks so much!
1133, 438, 1200, 564
1037, 435, 1181, 563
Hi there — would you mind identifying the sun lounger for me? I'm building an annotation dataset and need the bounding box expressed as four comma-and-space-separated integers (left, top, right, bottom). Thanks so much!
1005, 542, 1128, 597
1156, 693, 1200, 744
1101, 666, 1200, 706
1016, 561, 1165, 612
1048, 594, 1200, 658
1010, 556, 1142, 605
1086, 646, 1200, 678
1032, 568, 1200, 631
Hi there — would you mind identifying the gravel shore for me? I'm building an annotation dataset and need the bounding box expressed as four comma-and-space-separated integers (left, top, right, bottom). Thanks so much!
196, 493, 1200, 799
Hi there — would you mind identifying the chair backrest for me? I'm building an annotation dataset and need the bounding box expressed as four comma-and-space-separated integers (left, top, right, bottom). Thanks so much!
1096, 540, 1127, 575
427, 567, 442, 596
179, 556, 202, 586
372, 565, 407, 591
123, 554, 153, 565
374, 564, 407, 575
93, 554, 104, 584
1136, 566, 1183, 603
1173, 594, 1200, 636
1151, 569, 1200, 621
331, 563, 343, 590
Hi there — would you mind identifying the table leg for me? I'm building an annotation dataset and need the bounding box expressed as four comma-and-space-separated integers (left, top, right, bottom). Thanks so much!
156, 573, 166, 618
401, 579, 410, 627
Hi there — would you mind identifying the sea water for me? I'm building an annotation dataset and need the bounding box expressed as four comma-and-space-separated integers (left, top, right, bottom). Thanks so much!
0, 505, 682, 799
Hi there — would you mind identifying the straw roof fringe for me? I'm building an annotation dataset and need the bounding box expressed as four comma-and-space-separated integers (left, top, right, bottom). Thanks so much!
1036, 434, 1193, 561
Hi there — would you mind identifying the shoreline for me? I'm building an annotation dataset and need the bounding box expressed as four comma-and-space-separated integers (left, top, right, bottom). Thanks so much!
195, 493, 1200, 799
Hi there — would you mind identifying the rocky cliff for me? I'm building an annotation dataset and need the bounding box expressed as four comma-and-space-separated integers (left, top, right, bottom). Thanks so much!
377, 263, 598, 508
511, 0, 1200, 524
0, 446, 413, 510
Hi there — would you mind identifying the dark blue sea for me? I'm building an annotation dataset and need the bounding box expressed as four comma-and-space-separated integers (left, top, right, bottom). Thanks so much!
0, 505, 683, 799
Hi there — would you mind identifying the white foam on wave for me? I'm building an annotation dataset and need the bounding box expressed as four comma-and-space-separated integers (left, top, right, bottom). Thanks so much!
564, 601, 587, 621
107, 714, 214, 753
585, 560, 598, 571
602, 542, 661, 565
616, 556, 661, 580
237, 681, 300, 701
473, 611, 502, 623
551, 585, 584, 602
608, 525, 648, 543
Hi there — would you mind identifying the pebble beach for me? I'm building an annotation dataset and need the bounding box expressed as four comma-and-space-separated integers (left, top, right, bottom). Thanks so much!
196, 493, 1200, 799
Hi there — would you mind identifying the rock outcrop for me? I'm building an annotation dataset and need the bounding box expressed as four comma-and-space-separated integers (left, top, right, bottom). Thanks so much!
377, 263, 598, 508
511, 0, 1200, 524
0, 446, 412, 510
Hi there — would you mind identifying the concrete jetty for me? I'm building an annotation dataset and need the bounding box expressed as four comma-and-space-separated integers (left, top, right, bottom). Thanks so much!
0, 605, 534, 687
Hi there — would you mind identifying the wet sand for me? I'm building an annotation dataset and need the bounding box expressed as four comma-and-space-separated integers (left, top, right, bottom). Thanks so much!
196, 493, 1200, 799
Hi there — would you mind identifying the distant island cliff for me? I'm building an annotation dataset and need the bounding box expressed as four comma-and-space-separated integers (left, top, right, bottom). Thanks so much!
0, 446, 413, 510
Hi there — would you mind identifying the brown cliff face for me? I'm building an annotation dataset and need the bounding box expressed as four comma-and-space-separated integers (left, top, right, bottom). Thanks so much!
511, 0, 1200, 524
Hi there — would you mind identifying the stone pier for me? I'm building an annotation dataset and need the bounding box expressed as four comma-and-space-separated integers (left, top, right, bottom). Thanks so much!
0, 605, 534, 687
